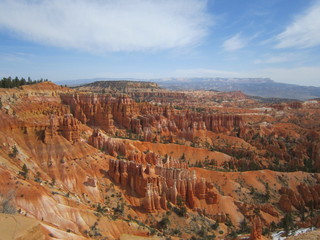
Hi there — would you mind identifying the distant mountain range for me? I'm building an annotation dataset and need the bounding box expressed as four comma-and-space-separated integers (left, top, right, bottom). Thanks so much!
154, 78, 320, 100
57, 77, 320, 100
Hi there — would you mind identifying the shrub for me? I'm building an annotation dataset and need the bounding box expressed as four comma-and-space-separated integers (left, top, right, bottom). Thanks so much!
9, 145, 18, 158
158, 216, 170, 230
18, 164, 28, 179
34, 172, 42, 183
172, 206, 187, 217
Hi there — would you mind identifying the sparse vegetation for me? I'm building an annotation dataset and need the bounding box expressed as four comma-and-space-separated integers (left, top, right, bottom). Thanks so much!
238, 218, 250, 234
9, 145, 18, 158
18, 164, 29, 179
50, 177, 56, 187
158, 216, 170, 230
96, 203, 107, 215
279, 213, 295, 235
85, 222, 102, 238
172, 196, 187, 217
34, 171, 42, 183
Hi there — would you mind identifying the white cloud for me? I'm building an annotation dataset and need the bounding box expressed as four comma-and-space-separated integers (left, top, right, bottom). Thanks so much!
0, 0, 210, 53
222, 33, 246, 51
276, 1, 320, 48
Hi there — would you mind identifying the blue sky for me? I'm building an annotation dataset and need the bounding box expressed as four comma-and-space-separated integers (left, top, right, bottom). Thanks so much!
0, 0, 320, 86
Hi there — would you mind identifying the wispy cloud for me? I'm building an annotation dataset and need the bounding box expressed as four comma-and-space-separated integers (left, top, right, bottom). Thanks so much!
253, 53, 302, 64
0, 0, 210, 53
0, 52, 33, 62
222, 33, 247, 51
173, 68, 246, 78
275, 1, 320, 49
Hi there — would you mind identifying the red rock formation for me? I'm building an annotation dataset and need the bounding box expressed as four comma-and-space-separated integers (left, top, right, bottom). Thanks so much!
250, 215, 263, 240
143, 184, 156, 213
260, 204, 279, 218
279, 184, 320, 212
213, 212, 227, 223
44, 115, 58, 143
89, 129, 189, 169
297, 184, 320, 208
44, 114, 80, 143
313, 142, 320, 171
61, 94, 116, 133
107, 157, 217, 212
195, 178, 206, 199
62, 93, 246, 143
279, 187, 305, 212
186, 179, 195, 208
83, 177, 96, 187
160, 192, 168, 210
142, 181, 163, 213
288, 101, 302, 109
313, 215, 320, 228
58, 114, 80, 143
89, 129, 128, 157
279, 194, 293, 212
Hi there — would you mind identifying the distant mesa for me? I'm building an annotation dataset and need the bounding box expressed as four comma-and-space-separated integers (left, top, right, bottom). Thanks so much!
75, 80, 161, 93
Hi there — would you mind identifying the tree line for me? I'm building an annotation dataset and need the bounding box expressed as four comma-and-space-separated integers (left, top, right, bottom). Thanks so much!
0, 76, 48, 88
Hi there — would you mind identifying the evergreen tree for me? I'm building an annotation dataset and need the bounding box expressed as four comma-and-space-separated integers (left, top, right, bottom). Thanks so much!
0, 76, 48, 88
19, 164, 29, 179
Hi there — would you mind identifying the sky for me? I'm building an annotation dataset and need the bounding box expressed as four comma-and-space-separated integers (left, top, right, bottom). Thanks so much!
0, 0, 320, 86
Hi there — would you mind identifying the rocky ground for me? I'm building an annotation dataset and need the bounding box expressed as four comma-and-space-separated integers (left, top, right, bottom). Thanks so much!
286, 229, 320, 240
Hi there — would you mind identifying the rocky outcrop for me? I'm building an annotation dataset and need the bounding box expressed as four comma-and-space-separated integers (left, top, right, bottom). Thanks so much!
44, 114, 80, 143
58, 114, 80, 143
279, 187, 304, 212
235, 202, 279, 220
297, 184, 320, 209
61, 94, 116, 133
89, 129, 188, 168
313, 142, 320, 171
130, 91, 186, 104
108, 159, 148, 197
44, 115, 58, 143
108, 158, 217, 212
288, 102, 303, 109
250, 215, 263, 240
143, 183, 162, 212
279, 184, 320, 212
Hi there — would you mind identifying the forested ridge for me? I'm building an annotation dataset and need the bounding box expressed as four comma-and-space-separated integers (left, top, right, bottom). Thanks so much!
0, 76, 48, 88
